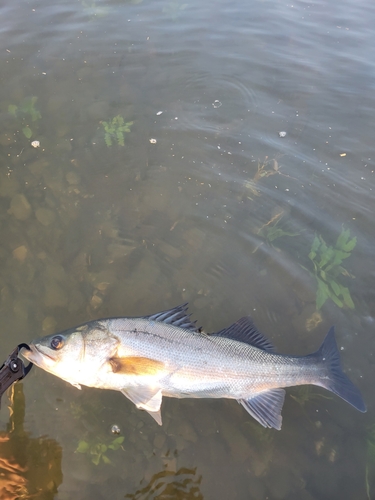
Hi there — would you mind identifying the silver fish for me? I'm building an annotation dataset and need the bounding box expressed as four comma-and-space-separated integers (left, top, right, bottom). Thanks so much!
21, 304, 366, 429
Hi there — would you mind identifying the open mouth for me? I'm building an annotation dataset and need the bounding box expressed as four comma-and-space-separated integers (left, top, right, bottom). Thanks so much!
34, 343, 56, 361
21, 343, 56, 367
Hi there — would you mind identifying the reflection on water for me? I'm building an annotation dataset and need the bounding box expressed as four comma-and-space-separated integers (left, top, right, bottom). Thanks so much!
0, 384, 62, 500
125, 467, 203, 500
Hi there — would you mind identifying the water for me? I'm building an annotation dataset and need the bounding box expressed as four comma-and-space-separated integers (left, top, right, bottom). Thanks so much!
0, 0, 374, 497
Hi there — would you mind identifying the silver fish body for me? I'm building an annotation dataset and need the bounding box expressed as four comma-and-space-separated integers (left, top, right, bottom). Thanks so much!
21, 304, 366, 429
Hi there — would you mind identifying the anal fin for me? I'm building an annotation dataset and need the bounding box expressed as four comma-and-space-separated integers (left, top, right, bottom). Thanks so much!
239, 388, 285, 430
121, 387, 163, 425
147, 409, 163, 426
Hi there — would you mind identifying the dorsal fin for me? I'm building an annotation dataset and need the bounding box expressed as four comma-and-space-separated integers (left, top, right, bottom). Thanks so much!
211, 317, 274, 351
145, 303, 199, 332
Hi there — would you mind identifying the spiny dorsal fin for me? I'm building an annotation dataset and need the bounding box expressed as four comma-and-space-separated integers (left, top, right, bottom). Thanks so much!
109, 356, 165, 376
146, 303, 199, 332
211, 317, 274, 351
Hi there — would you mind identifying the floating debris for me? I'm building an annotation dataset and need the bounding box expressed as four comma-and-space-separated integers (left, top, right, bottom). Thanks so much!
156, 111, 163, 116
31, 140, 40, 148
149, 138, 157, 144
278, 131, 287, 138
212, 100, 222, 108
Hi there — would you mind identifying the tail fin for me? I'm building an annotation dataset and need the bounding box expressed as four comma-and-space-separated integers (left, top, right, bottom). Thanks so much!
315, 327, 366, 412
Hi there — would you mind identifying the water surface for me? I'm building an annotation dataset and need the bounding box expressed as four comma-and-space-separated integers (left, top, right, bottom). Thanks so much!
1, 0, 375, 498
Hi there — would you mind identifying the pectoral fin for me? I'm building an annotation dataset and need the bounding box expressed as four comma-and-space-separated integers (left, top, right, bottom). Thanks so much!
121, 387, 163, 425
109, 356, 165, 376
239, 388, 285, 430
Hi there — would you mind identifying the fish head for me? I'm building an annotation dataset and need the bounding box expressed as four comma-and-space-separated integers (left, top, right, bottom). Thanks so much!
21, 328, 86, 385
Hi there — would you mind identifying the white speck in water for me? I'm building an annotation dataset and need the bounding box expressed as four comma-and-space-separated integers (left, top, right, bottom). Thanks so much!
31, 140, 40, 148
212, 100, 222, 108
149, 138, 157, 144
156, 111, 163, 115
278, 131, 287, 138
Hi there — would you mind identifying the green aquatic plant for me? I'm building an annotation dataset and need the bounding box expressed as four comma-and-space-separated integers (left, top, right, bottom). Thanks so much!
80, 0, 109, 19
101, 115, 133, 147
8, 96, 41, 138
307, 228, 356, 310
162, 0, 188, 20
76, 435, 124, 465
290, 386, 331, 407
258, 213, 300, 243
253, 211, 301, 253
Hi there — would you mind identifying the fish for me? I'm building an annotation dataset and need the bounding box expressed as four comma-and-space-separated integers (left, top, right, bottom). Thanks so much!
21, 304, 366, 429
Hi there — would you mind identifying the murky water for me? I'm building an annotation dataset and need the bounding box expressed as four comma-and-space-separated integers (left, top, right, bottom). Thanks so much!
1, 0, 374, 498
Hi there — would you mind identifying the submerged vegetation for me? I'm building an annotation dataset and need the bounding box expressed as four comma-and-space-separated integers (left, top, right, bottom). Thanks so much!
244, 156, 297, 196
76, 435, 124, 465
8, 96, 41, 138
257, 211, 301, 244
245, 156, 358, 312
290, 386, 331, 407
101, 115, 133, 147
307, 228, 356, 310
80, 0, 109, 19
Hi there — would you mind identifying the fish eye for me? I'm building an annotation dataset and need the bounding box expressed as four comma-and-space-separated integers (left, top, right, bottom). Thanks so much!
50, 335, 64, 350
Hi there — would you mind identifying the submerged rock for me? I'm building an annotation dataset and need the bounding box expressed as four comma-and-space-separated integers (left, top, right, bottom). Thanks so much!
12, 245, 28, 262
0, 173, 20, 197
153, 433, 166, 450
9, 193, 32, 220
66, 171, 80, 185
44, 281, 68, 308
35, 208, 56, 226
42, 316, 58, 334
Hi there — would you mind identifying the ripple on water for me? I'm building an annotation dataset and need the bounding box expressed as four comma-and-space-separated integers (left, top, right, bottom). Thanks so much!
164, 72, 258, 137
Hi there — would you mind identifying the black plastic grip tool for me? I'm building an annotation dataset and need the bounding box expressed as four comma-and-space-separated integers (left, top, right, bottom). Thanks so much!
0, 343, 33, 408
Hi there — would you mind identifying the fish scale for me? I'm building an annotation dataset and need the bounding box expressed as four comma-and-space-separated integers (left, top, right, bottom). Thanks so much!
22, 304, 366, 430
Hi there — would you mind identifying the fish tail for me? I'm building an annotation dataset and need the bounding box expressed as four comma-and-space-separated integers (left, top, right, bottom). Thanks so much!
314, 326, 366, 412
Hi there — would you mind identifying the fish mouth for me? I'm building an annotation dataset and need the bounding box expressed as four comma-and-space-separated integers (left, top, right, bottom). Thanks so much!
21, 343, 57, 369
